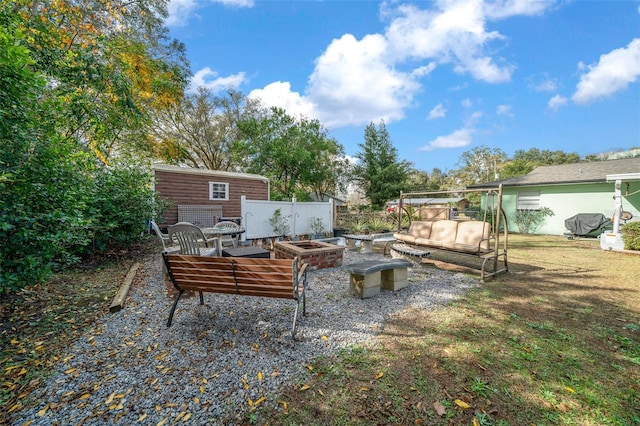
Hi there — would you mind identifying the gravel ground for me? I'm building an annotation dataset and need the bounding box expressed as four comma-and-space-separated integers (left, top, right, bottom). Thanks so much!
11, 250, 478, 425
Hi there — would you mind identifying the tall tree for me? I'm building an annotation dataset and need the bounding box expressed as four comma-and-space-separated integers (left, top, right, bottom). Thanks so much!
354, 121, 411, 209
13, 0, 189, 163
447, 145, 507, 189
239, 107, 347, 200
500, 148, 581, 179
150, 88, 263, 170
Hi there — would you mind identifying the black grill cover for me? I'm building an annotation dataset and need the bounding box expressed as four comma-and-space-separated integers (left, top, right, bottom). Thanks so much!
564, 213, 611, 236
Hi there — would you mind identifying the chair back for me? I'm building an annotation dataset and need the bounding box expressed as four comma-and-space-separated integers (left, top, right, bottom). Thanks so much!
169, 223, 209, 255
215, 221, 241, 248
215, 221, 240, 230
150, 220, 170, 250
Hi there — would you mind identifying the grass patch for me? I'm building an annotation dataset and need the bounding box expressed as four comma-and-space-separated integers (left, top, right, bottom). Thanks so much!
260, 234, 640, 425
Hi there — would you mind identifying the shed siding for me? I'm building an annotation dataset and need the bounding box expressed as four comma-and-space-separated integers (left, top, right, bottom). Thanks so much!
155, 170, 269, 226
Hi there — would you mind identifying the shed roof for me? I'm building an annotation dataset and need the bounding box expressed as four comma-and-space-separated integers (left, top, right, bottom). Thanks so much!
469, 157, 640, 189
153, 164, 268, 182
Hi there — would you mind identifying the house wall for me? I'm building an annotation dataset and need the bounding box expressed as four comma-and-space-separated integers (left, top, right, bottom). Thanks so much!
501, 182, 640, 235
154, 169, 269, 226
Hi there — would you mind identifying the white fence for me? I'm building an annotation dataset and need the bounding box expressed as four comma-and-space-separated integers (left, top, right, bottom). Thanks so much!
241, 196, 334, 240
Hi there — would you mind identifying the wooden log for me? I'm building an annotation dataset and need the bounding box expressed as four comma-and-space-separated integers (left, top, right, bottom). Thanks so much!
109, 262, 140, 313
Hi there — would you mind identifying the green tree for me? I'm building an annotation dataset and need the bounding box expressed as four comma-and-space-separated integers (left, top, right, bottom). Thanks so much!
500, 148, 581, 179
150, 88, 263, 170
1, 1, 185, 293
354, 121, 411, 209
448, 146, 507, 188
239, 107, 347, 200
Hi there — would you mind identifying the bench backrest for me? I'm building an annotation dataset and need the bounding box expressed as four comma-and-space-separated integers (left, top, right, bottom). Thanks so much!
455, 221, 490, 250
407, 221, 433, 239
164, 254, 301, 299
429, 220, 459, 244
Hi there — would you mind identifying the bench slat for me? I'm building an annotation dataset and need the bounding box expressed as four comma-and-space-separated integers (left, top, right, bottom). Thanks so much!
162, 253, 308, 340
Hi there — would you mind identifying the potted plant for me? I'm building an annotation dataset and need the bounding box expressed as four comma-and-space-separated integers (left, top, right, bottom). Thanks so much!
309, 217, 325, 239
269, 208, 290, 238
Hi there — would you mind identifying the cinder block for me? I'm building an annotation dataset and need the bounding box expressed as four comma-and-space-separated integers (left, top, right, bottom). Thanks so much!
381, 267, 408, 291
349, 271, 381, 299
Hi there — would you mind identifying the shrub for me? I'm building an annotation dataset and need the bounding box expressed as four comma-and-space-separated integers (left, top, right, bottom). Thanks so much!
621, 222, 640, 251
515, 207, 554, 234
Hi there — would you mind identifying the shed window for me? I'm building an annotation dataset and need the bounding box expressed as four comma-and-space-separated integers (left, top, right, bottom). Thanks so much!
517, 191, 541, 210
209, 182, 229, 201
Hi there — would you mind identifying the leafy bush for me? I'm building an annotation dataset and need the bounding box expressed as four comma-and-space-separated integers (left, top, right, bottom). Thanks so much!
621, 222, 640, 251
514, 207, 554, 234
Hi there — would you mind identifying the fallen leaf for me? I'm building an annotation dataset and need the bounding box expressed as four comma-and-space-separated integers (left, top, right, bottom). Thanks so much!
257, 372, 263, 380
374, 372, 384, 380
37, 403, 49, 417
565, 386, 575, 393
138, 413, 147, 422
454, 399, 471, 409
433, 401, 446, 416
300, 384, 311, 391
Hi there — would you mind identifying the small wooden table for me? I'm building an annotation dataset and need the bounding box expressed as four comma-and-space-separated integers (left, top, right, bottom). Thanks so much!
222, 246, 271, 259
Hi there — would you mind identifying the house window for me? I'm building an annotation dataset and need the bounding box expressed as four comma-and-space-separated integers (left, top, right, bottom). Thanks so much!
209, 182, 229, 201
517, 191, 541, 210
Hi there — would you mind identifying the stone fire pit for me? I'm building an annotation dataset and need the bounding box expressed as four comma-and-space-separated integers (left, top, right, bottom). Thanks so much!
274, 240, 344, 270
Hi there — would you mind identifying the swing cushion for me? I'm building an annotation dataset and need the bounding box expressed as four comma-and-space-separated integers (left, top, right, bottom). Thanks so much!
400, 221, 434, 244
394, 220, 492, 254
450, 221, 490, 252
417, 220, 458, 247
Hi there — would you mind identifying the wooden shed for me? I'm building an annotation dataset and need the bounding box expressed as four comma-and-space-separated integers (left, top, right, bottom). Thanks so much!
153, 164, 270, 227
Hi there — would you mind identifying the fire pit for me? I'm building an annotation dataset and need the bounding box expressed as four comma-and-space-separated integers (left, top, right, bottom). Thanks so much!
274, 240, 344, 270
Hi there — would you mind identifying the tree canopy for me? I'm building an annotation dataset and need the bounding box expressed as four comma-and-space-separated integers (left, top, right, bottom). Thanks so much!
238, 107, 348, 201
1, 0, 189, 292
353, 121, 411, 209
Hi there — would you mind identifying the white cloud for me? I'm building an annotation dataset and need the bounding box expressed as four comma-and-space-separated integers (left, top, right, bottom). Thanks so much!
496, 104, 513, 117
483, 0, 552, 20
190, 1, 556, 129
384, 2, 518, 83
188, 67, 248, 94
419, 128, 474, 151
548, 94, 568, 111
305, 33, 423, 127
530, 78, 558, 92
572, 38, 640, 104
248, 82, 315, 119
428, 103, 447, 120
461, 98, 473, 108
166, 0, 199, 27
166, 0, 253, 27
211, 0, 254, 7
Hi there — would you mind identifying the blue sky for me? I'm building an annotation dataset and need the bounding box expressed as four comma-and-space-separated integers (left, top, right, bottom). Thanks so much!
166, 0, 640, 173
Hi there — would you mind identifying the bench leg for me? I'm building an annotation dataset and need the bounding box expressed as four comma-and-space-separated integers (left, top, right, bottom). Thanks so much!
349, 272, 381, 299
381, 268, 408, 291
167, 290, 184, 327
345, 238, 357, 251
360, 240, 373, 254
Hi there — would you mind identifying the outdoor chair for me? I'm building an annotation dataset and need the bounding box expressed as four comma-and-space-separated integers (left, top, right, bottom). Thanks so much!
168, 223, 221, 257
150, 220, 179, 253
213, 220, 241, 249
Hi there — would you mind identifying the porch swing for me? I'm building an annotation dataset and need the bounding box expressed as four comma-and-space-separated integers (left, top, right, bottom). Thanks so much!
390, 184, 509, 281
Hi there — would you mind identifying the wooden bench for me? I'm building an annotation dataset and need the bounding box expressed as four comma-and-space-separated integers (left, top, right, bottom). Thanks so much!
343, 259, 413, 299
392, 220, 507, 280
162, 253, 308, 340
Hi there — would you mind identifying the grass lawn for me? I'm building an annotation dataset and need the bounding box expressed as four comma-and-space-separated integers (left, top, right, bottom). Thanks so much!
259, 234, 639, 425
1, 234, 638, 425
